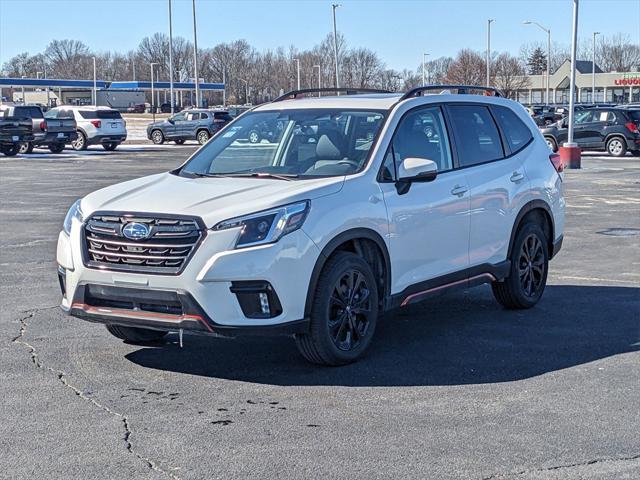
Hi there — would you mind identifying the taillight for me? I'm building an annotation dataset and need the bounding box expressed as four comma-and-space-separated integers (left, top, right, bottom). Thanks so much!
39, 120, 47, 131
624, 122, 639, 134
91, 120, 101, 128
549, 153, 564, 173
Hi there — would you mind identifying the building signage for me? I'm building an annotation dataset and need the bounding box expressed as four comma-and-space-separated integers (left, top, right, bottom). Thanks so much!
614, 73, 640, 86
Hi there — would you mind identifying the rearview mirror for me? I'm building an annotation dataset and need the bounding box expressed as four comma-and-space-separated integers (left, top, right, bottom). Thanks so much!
396, 157, 438, 194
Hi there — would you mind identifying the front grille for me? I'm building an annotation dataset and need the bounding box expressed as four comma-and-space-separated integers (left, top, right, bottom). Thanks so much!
83, 213, 204, 274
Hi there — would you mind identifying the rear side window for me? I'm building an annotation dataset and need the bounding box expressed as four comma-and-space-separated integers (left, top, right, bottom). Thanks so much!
626, 109, 640, 122
448, 105, 504, 167
79, 110, 122, 119
214, 112, 232, 121
492, 106, 533, 153
14, 106, 43, 119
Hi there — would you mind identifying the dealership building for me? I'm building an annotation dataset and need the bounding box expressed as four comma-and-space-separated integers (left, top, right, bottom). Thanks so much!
514, 60, 639, 104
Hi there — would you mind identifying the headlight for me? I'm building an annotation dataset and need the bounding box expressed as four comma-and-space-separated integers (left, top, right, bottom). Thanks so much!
63, 199, 83, 235
214, 201, 310, 249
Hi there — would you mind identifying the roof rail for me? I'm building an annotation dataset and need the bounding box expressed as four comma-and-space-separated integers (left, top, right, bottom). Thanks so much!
400, 85, 503, 100
273, 87, 392, 102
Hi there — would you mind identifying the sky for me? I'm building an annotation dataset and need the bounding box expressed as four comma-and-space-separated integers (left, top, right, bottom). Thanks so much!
1, 0, 639, 72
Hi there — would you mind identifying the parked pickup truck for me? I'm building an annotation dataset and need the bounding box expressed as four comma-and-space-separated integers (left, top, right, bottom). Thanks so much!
0, 106, 34, 156
11, 105, 77, 154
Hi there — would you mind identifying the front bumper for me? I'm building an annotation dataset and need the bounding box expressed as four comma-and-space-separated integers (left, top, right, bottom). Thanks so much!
0, 134, 35, 144
57, 220, 320, 336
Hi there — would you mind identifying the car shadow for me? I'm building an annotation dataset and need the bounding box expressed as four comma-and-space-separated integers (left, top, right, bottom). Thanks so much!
125, 285, 640, 387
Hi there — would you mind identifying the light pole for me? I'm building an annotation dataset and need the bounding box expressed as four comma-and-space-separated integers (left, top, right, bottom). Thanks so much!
44, 63, 50, 107
293, 58, 301, 90
92, 56, 97, 106
150, 62, 157, 122
21, 75, 26, 105
332, 4, 340, 89
192, 0, 200, 107
592, 31, 600, 103
132, 59, 136, 81
422, 53, 429, 86
313, 65, 321, 96
523, 20, 551, 105
486, 19, 494, 87
241, 79, 249, 105
222, 67, 226, 106
168, 0, 175, 113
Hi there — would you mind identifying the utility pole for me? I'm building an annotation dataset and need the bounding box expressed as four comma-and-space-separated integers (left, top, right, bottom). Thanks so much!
192, 0, 200, 107
486, 19, 494, 87
151, 62, 157, 122
523, 21, 551, 105
422, 52, 429, 86
332, 4, 340, 89
92, 56, 97, 106
313, 65, 321, 96
592, 31, 600, 103
168, 0, 175, 113
293, 58, 301, 90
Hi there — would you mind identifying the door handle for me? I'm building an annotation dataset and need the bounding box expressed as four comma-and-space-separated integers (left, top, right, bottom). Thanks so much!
510, 171, 525, 183
450, 185, 468, 197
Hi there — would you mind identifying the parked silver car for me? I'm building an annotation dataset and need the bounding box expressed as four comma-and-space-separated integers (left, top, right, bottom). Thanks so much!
146, 109, 233, 145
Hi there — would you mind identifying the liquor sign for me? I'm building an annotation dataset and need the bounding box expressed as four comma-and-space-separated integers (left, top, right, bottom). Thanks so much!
614, 73, 640, 86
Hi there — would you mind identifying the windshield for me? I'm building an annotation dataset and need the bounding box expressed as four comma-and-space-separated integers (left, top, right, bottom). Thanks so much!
179, 108, 386, 178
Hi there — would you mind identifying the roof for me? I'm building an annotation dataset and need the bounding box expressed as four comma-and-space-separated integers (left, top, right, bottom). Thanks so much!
553, 60, 603, 75
253, 93, 403, 111
109, 81, 224, 91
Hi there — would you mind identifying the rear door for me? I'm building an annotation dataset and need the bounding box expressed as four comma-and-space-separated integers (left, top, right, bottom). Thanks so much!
446, 103, 531, 268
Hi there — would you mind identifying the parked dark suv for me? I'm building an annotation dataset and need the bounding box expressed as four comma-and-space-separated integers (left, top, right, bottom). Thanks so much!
147, 109, 233, 145
540, 107, 640, 156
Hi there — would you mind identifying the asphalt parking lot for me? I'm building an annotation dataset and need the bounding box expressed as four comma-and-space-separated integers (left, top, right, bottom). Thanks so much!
1, 146, 638, 479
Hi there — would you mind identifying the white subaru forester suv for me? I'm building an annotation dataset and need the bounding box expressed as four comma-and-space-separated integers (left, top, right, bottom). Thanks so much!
57, 86, 565, 366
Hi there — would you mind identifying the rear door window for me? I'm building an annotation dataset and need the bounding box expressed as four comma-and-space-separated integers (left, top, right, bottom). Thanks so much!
492, 106, 533, 154
447, 105, 504, 167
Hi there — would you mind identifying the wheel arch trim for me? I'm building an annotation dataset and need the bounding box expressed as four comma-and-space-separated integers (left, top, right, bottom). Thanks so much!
507, 200, 556, 259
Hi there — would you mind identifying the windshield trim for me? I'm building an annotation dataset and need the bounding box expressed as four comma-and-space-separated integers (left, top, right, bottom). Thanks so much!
173, 107, 389, 180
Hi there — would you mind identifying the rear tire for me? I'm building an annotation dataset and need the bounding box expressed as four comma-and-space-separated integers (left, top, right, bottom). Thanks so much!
606, 136, 627, 157
18, 142, 34, 154
1, 144, 19, 156
72, 131, 87, 151
492, 223, 549, 309
197, 129, 210, 145
151, 129, 164, 145
48, 143, 65, 154
247, 130, 260, 144
631, 150, 640, 157
102, 142, 118, 151
545, 136, 558, 153
295, 252, 379, 366
105, 325, 167, 343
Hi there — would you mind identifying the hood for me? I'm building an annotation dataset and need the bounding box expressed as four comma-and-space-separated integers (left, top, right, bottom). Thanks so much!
81, 172, 344, 227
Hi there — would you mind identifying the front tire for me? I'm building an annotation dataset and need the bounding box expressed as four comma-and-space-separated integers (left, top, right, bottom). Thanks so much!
606, 137, 627, 157
102, 142, 119, 151
71, 131, 87, 151
247, 130, 260, 144
492, 223, 549, 309
1, 144, 19, 156
295, 252, 379, 366
18, 142, 34, 154
48, 143, 65, 153
105, 325, 167, 344
197, 129, 210, 145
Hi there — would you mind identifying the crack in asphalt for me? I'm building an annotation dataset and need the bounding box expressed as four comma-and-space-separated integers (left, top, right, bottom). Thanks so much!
481, 454, 640, 479
11, 307, 181, 480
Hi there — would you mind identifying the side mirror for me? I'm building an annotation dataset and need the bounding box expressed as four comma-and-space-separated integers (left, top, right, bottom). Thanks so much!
168, 117, 175, 124
561, 118, 568, 128
396, 157, 438, 194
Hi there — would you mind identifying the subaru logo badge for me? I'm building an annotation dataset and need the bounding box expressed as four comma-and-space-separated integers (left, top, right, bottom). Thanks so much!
122, 222, 151, 240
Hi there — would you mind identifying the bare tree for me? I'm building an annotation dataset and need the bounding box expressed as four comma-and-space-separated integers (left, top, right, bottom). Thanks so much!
492, 53, 530, 99
445, 49, 485, 85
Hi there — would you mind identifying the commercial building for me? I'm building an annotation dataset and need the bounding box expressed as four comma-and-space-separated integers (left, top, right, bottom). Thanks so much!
514, 60, 640, 104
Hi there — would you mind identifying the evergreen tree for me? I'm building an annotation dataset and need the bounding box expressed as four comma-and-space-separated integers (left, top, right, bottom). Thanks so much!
527, 47, 547, 75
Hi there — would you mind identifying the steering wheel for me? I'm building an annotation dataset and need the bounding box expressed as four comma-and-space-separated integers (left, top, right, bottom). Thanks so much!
335, 160, 360, 169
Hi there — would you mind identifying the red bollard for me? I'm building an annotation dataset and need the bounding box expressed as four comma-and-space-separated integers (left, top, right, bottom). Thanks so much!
559, 144, 581, 169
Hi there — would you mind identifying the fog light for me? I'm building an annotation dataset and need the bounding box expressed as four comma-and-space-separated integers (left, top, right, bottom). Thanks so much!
259, 292, 270, 315
230, 281, 283, 319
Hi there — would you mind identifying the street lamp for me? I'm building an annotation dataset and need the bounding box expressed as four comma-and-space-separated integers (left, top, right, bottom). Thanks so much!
592, 31, 600, 103
241, 79, 249, 105
293, 58, 301, 90
192, 0, 200, 107
332, 4, 341, 89
92, 56, 97, 106
422, 53, 429, 86
523, 20, 551, 105
313, 65, 321, 96
486, 19, 494, 87
168, 0, 175, 113
150, 62, 158, 122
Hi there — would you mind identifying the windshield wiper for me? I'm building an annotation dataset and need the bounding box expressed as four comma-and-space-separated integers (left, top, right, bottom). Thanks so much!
225, 172, 298, 181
